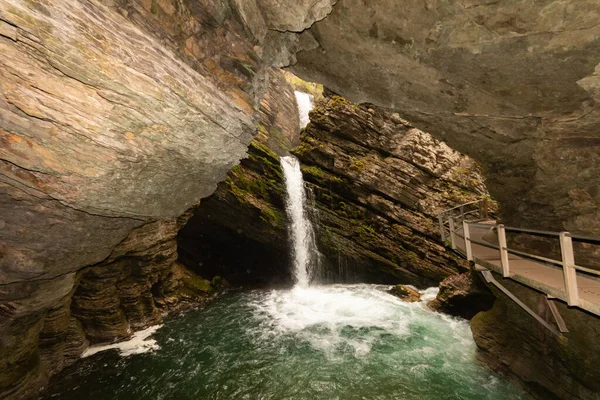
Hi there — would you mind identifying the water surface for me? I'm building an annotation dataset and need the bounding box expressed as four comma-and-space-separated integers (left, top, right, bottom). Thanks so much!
42, 285, 530, 400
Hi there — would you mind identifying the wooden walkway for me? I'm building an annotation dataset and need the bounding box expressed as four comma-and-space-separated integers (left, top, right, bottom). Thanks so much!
439, 200, 600, 317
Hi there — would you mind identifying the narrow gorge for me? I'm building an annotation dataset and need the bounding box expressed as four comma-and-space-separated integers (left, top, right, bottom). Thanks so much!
1, 1, 599, 399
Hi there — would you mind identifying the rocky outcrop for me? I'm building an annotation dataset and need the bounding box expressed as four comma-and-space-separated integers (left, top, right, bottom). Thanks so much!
178, 139, 291, 286
428, 271, 495, 320
180, 91, 488, 289
291, 0, 600, 236
471, 275, 600, 400
1, 0, 314, 392
1, 1, 599, 399
256, 69, 301, 156
294, 95, 487, 286
0, 213, 220, 399
388, 285, 421, 303
178, 69, 298, 286
0, 1, 262, 394
0, 0, 304, 393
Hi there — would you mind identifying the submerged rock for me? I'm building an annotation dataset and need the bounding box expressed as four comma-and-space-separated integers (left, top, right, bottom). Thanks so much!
388, 285, 421, 303
428, 272, 495, 320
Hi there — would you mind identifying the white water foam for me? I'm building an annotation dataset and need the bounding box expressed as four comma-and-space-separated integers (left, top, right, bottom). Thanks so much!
294, 91, 314, 129
251, 284, 464, 358
82, 325, 163, 358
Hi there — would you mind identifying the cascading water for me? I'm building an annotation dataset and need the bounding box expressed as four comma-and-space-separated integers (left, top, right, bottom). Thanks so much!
281, 91, 318, 287
41, 90, 531, 400
294, 91, 314, 129
281, 155, 318, 287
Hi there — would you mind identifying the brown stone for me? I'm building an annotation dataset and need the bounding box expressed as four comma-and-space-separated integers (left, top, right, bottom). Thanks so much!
388, 285, 421, 303
428, 271, 495, 320
291, 0, 600, 236
293, 95, 484, 286
471, 276, 600, 400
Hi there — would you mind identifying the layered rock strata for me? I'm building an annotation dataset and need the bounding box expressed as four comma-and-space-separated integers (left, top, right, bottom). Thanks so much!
2, 1, 599, 399
1, 0, 306, 392
0, 215, 219, 400
183, 92, 488, 288
291, 0, 600, 236
177, 67, 299, 286
294, 95, 487, 286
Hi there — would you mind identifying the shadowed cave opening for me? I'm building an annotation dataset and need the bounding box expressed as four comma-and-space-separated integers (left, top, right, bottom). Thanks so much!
177, 213, 293, 287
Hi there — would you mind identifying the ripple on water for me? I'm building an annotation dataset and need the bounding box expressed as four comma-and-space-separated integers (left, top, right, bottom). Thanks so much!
41, 285, 532, 400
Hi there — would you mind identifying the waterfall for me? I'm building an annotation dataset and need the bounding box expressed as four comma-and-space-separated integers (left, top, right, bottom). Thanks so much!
281, 156, 318, 287
294, 91, 314, 129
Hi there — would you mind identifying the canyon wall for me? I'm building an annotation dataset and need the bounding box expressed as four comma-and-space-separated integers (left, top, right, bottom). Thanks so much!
178, 69, 299, 286
0, 0, 308, 395
1, 1, 599, 399
291, 0, 600, 235
294, 94, 486, 285
182, 93, 487, 288
471, 275, 600, 400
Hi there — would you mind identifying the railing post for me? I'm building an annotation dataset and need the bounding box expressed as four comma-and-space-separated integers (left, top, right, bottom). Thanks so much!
559, 232, 579, 306
438, 214, 446, 243
449, 217, 457, 250
463, 221, 473, 261
480, 198, 489, 220
497, 224, 510, 277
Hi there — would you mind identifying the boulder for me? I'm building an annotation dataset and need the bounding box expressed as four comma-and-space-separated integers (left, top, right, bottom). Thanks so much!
428, 272, 495, 320
388, 285, 421, 303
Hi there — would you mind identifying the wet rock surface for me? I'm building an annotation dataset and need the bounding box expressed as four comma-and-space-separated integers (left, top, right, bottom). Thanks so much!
0, 0, 300, 395
0, 214, 219, 399
1, 1, 599, 399
471, 275, 600, 400
177, 69, 299, 286
428, 271, 495, 320
294, 95, 486, 286
177, 139, 292, 286
388, 285, 421, 303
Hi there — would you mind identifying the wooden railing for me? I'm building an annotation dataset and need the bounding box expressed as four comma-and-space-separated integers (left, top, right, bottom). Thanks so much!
438, 198, 491, 244
438, 200, 600, 317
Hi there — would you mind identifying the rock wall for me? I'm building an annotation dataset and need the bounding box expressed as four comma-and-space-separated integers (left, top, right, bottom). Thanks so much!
1, 1, 599, 399
291, 0, 600, 236
178, 69, 299, 286
471, 274, 600, 400
0, 214, 219, 399
0, 1, 256, 396
0, 0, 309, 396
178, 139, 291, 286
182, 91, 489, 288
294, 94, 487, 286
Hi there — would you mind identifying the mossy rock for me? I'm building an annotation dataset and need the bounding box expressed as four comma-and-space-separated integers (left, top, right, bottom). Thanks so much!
164, 263, 215, 301
210, 276, 229, 291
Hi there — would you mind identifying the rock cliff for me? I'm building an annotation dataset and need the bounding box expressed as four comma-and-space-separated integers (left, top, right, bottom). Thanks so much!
182, 92, 488, 289
177, 67, 298, 287
294, 94, 487, 286
1, 1, 599, 399
0, 0, 300, 390
471, 277, 600, 400
291, 0, 600, 236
